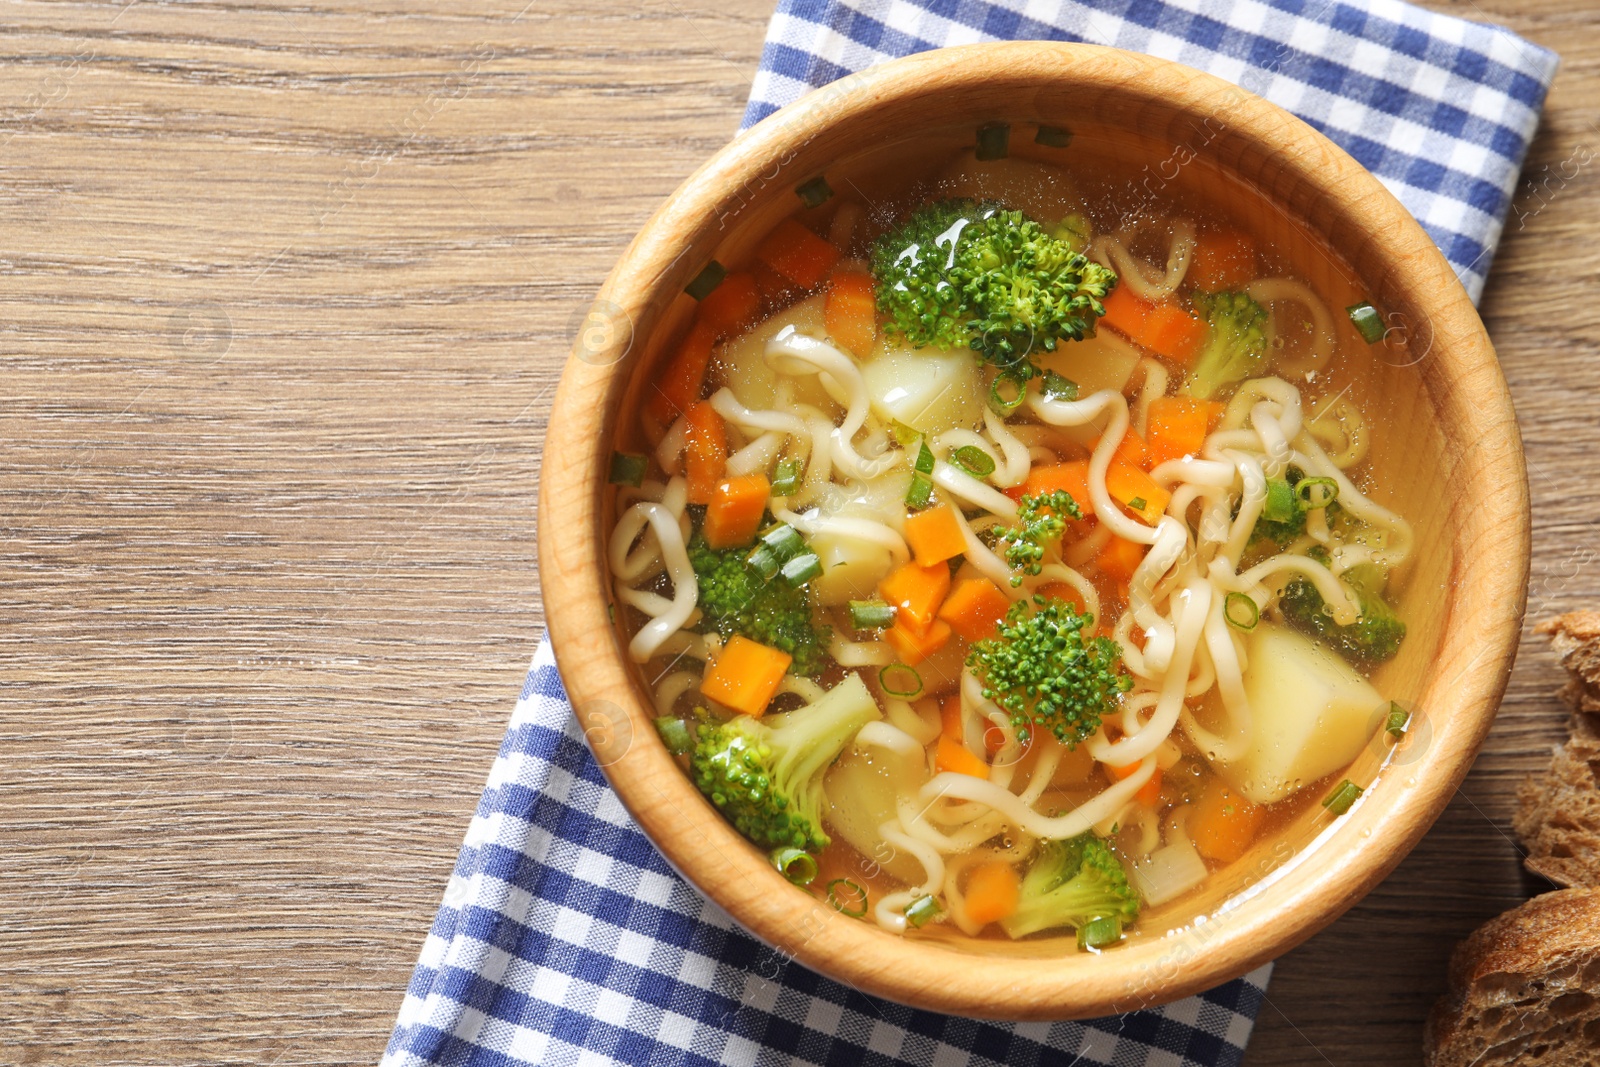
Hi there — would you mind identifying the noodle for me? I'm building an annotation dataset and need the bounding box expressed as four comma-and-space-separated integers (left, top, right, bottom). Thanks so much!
765, 327, 901, 480
1245, 278, 1336, 378
1091, 220, 1196, 301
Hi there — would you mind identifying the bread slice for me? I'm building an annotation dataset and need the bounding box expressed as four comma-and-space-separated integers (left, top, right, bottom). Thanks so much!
1536, 613, 1600, 738
1516, 736, 1600, 888
1536, 612, 1600, 683
1425, 889, 1600, 1066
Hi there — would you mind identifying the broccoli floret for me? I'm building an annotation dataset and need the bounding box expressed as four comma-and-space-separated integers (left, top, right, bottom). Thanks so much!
1000, 834, 1140, 941
1252, 470, 1307, 548
688, 534, 829, 676
690, 673, 882, 853
870, 199, 1117, 376
967, 596, 1131, 746
1184, 290, 1268, 401
1246, 465, 1348, 550
999, 490, 1083, 586
1278, 560, 1406, 666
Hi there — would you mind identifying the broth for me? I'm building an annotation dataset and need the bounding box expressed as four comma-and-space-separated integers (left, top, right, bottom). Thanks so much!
605, 121, 1444, 953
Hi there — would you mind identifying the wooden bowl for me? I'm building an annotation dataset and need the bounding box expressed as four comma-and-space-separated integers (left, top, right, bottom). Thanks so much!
539, 42, 1529, 1018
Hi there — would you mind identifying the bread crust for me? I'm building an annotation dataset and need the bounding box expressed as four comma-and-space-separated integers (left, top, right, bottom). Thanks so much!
1424, 889, 1600, 1066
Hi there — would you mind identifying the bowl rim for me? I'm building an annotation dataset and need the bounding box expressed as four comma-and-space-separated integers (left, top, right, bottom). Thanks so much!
538, 41, 1530, 1019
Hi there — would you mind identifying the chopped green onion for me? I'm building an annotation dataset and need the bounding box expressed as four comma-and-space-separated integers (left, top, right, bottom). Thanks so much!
759, 523, 806, 560
794, 175, 833, 208
1077, 916, 1122, 951
1041, 370, 1079, 402
1053, 213, 1091, 252
1224, 592, 1260, 632
771, 458, 801, 496
1385, 702, 1411, 740
989, 373, 1027, 415
906, 472, 934, 510
746, 545, 781, 582
1296, 477, 1339, 509
608, 451, 648, 487
849, 600, 896, 630
913, 439, 936, 475
904, 894, 942, 927
1322, 778, 1363, 816
654, 715, 692, 755
951, 445, 996, 478
891, 421, 920, 447
974, 122, 1010, 161
879, 663, 923, 699
1347, 302, 1385, 344
1035, 125, 1073, 148
1261, 478, 1297, 523
782, 551, 822, 586
771, 847, 818, 886
826, 878, 869, 917
1128, 496, 1147, 511
685, 261, 726, 300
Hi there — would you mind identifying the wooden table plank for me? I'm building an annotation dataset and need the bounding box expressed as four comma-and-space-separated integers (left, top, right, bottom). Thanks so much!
0, 2, 1591, 1064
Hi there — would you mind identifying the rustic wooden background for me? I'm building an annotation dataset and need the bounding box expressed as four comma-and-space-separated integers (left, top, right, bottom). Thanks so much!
0, 1, 1591, 1064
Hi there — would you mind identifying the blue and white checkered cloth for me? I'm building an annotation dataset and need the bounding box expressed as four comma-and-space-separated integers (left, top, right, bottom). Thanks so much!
747, 0, 1560, 302
385, 5, 1558, 1066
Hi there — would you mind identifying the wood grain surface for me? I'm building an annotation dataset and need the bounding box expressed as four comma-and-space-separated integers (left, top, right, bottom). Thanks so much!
0, 2, 1590, 1064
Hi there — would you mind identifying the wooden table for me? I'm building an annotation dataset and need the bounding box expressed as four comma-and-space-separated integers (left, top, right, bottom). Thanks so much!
0, 2, 1591, 1063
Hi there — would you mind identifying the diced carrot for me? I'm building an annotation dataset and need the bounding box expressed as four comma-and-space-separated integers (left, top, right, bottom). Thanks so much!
937, 577, 1011, 643
1144, 306, 1208, 366
940, 693, 963, 738
1188, 229, 1257, 292
683, 401, 727, 506
750, 261, 798, 304
878, 560, 951, 635
699, 635, 791, 717
648, 321, 718, 424
1105, 759, 1163, 806
1006, 460, 1094, 518
884, 613, 952, 665
1095, 535, 1147, 583
1093, 428, 1150, 472
1099, 286, 1208, 366
1105, 462, 1170, 525
824, 270, 878, 357
1190, 778, 1266, 864
755, 218, 840, 290
903, 504, 968, 567
695, 272, 761, 339
964, 861, 1021, 925
1146, 395, 1225, 468
703, 473, 771, 550
936, 734, 990, 779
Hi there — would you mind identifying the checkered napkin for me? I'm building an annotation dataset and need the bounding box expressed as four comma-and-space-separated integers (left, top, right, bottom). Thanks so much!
748, 0, 1559, 302
386, 644, 1274, 1067
384, 6, 1558, 1067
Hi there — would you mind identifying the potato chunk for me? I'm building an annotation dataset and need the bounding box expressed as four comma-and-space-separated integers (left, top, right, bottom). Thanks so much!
1212, 623, 1384, 805
860, 340, 983, 436
824, 734, 929, 886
